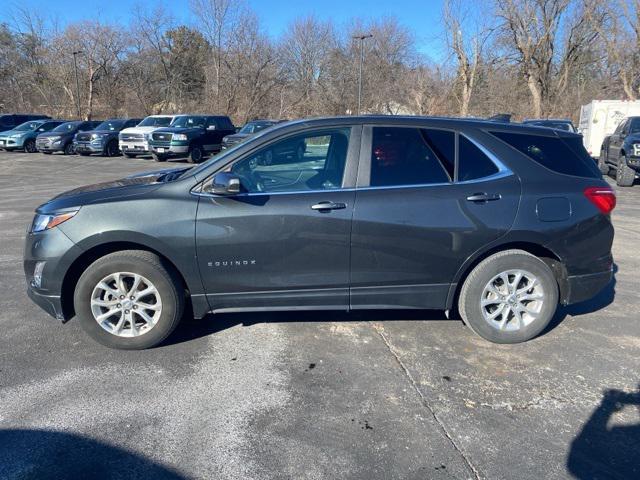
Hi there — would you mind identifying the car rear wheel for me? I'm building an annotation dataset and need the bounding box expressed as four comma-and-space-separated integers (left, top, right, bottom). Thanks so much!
24, 139, 37, 153
458, 250, 558, 344
152, 153, 167, 162
74, 250, 184, 350
616, 154, 635, 187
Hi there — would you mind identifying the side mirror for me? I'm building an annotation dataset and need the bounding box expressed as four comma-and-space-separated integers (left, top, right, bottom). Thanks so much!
210, 172, 241, 195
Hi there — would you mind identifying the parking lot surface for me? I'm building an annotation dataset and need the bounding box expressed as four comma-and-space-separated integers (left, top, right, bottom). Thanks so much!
1, 152, 638, 479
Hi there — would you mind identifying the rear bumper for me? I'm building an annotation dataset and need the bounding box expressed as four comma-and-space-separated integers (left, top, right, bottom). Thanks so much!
565, 269, 613, 305
27, 287, 65, 321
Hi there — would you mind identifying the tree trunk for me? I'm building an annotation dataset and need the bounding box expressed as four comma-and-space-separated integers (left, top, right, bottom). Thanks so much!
527, 75, 543, 118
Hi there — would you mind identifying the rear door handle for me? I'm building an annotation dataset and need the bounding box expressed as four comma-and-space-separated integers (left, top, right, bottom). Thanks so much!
311, 201, 347, 211
466, 192, 502, 202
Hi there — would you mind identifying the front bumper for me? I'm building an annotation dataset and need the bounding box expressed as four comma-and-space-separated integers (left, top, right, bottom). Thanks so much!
37, 142, 65, 152
27, 287, 65, 321
0, 137, 25, 149
625, 155, 640, 172
74, 141, 105, 154
149, 143, 189, 156
119, 141, 149, 154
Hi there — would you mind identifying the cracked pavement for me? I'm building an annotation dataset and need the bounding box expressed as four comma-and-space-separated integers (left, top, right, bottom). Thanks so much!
1, 152, 639, 479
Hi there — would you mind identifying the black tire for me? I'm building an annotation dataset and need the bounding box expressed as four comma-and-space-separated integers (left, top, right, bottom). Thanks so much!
188, 145, 203, 163
24, 139, 37, 153
64, 142, 75, 155
458, 249, 558, 344
124, 153, 137, 158
616, 154, 635, 187
74, 250, 184, 350
152, 153, 167, 162
598, 149, 610, 175
105, 140, 120, 157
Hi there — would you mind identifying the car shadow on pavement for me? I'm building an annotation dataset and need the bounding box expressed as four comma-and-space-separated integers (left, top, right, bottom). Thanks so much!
544, 264, 617, 336
0, 429, 185, 479
165, 308, 449, 346
567, 384, 640, 479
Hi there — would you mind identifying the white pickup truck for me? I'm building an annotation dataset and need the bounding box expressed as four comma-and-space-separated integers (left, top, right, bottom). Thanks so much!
118, 115, 177, 158
579, 100, 640, 158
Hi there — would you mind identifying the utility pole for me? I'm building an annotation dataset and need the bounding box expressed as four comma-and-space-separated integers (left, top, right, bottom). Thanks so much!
352, 34, 372, 115
72, 50, 83, 119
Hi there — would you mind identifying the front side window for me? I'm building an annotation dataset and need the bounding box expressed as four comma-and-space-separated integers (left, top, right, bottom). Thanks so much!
628, 118, 640, 134
228, 128, 350, 193
614, 120, 627, 135
370, 127, 450, 187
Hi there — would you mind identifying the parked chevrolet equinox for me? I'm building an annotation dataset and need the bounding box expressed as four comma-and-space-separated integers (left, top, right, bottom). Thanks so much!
24, 116, 615, 349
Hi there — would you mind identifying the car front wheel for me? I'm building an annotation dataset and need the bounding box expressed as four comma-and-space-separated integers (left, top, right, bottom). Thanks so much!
616, 154, 635, 187
24, 139, 37, 153
458, 250, 558, 344
74, 250, 184, 349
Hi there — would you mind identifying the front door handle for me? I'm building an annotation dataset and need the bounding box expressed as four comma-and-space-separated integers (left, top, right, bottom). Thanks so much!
466, 192, 502, 203
311, 201, 347, 211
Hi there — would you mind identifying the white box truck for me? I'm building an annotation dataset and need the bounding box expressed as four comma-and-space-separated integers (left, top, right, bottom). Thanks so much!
579, 100, 640, 158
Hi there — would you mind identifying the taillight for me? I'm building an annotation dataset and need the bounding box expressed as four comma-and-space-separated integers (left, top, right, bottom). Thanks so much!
584, 186, 616, 214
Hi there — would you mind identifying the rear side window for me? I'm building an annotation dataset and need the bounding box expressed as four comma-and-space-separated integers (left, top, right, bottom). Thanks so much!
459, 136, 499, 181
421, 129, 455, 179
490, 131, 600, 178
370, 127, 450, 187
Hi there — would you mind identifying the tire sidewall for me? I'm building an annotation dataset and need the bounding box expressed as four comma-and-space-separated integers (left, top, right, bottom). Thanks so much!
64, 142, 75, 155
74, 255, 182, 349
460, 252, 558, 344
24, 139, 36, 153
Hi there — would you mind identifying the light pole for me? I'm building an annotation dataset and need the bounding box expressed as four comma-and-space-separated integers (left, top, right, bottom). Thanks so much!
352, 34, 372, 115
72, 50, 83, 118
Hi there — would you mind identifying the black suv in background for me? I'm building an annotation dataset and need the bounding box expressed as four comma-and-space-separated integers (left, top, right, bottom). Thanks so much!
74, 118, 142, 157
148, 115, 235, 163
24, 116, 615, 350
36, 121, 102, 155
0, 114, 50, 132
221, 119, 281, 150
599, 116, 640, 187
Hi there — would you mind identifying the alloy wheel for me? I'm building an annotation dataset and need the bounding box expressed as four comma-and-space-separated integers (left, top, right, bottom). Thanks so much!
480, 269, 545, 332
90, 272, 162, 337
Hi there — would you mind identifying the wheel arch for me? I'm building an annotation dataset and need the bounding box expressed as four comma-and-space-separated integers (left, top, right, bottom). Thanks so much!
446, 241, 568, 312
60, 241, 191, 320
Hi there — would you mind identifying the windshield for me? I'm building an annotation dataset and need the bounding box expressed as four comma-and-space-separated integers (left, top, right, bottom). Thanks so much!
53, 122, 79, 132
629, 119, 640, 134
14, 121, 42, 132
138, 116, 173, 127
170, 116, 206, 128
95, 120, 124, 131
239, 122, 273, 134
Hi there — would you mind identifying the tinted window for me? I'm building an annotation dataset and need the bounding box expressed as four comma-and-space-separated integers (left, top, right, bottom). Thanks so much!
370, 127, 450, 187
614, 120, 627, 135
0, 116, 14, 128
171, 116, 206, 128
53, 122, 80, 132
421, 129, 455, 178
629, 118, 640, 134
138, 116, 173, 127
95, 120, 124, 131
229, 128, 350, 193
491, 131, 600, 178
458, 136, 499, 181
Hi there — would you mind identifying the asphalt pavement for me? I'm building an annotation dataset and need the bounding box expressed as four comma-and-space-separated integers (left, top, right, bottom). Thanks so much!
0, 151, 638, 479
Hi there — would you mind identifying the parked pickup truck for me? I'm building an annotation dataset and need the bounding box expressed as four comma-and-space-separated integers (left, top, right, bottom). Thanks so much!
118, 115, 176, 158
148, 115, 235, 163
75, 118, 142, 157
599, 116, 640, 187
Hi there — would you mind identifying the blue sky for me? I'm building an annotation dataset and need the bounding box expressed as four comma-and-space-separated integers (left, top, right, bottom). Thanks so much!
14, 0, 452, 60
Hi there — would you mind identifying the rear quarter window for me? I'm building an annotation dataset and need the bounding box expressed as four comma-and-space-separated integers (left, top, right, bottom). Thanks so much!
490, 131, 601, 178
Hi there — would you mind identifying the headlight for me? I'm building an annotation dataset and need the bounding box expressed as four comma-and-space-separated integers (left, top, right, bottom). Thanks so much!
173, 133, 188, 141
31, 210, 78, 233
91, 133, 107, 140
633, 144, 640, 156
48, 136, 60, 142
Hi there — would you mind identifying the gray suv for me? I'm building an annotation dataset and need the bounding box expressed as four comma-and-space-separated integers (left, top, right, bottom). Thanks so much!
24, 116, 615, 349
